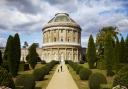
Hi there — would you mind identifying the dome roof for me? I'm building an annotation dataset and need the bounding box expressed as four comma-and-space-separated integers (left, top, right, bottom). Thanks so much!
43, 13, 81, 30
48, 13, 76, 23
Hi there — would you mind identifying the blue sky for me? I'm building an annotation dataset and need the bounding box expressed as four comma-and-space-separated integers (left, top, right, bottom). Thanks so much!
0, 0, 128, 47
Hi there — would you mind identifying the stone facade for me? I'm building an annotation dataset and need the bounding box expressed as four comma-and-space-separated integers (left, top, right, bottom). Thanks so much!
41, 13, 82, 62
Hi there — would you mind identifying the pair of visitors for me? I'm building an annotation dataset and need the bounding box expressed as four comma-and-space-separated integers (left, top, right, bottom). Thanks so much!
58, 65, 63, 72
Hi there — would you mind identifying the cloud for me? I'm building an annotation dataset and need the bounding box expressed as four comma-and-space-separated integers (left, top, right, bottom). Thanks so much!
4, 0, 42, 14
0, 0, 128, 47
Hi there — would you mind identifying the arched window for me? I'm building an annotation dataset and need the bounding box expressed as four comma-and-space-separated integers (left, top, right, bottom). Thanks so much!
61, 37, 63, 42
61, 29, 63, 33
54, 37, 56, 42
68, 37, 70, 42
73, 37, 75, 42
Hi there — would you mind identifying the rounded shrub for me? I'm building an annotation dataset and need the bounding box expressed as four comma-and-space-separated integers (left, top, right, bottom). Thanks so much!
113, 72, 128, 88
89, 73, 107, 89
15, 74, 35, 89
79, 68, 92, 80
33, 67, 45, 81
0, 66, 15, 89
113, 65, 128, 88
118, 65, 128, 74
76, 65, 82, 74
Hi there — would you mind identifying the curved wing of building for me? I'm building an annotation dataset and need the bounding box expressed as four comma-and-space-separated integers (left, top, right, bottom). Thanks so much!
42, 13, 82, 62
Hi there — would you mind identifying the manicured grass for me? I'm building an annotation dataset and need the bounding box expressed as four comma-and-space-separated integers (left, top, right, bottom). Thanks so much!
35, 65, 58, 89
18, 63, 45, 75
79, 63, 89, 68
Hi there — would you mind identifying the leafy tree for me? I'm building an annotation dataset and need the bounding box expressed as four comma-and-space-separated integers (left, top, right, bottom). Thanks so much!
104, 33, 114, 76
13, 33, 21, 75
0, 50, 2, 65
96, 26, 118, 57
87, 35, 96, 68
26, 44, 38, 69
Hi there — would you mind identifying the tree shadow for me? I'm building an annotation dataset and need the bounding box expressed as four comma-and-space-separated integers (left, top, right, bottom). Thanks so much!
35, 87, 42, 89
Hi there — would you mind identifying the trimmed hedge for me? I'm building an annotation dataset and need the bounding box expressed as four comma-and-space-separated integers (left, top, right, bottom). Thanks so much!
0, 66, 15, 89
89, 73, 107, 89
33, 60, 58, 81
33, 67, 45, 81
76, 65, 82, 74
15, 74, 35, 89
79, 68, 92, 80
67, 60, 92, 80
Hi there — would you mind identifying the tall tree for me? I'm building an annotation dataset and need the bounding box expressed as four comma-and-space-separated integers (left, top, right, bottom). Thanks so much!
104, 33, 114, 76
87, 35, 96, 69
119, 37, 125, 63
3, 36, 11, 63
113, 37, 120, 72
2, 35, 12, 71
96, 26, 119, 57
7, 35, 17, 77
125, 35, 128, 63
13, 33, 21, 75
26, 43, 38, 69
0, 50, 2, 65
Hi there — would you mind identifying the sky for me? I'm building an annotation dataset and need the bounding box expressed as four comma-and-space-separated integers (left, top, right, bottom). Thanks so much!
0, 0, 128, 47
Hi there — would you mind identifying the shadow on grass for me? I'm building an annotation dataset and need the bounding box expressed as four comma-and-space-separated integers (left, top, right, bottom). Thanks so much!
35, 87, 42, 89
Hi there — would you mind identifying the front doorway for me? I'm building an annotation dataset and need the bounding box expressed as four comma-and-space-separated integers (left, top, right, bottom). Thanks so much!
60, 53, 65, 64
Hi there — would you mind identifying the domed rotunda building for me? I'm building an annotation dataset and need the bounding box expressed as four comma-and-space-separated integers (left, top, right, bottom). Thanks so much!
42, 13, 82, 62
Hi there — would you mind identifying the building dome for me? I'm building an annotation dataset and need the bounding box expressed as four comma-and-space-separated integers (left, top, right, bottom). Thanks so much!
48, 13, 75, 23
42, 13, 82, 62
43, 13, 81, 30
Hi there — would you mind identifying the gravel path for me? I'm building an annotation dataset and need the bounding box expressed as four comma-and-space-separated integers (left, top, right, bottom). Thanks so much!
46, 64, 79, 89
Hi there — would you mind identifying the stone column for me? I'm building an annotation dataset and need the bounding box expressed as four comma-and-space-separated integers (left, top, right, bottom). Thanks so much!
72, 48, 73, 61
65, 48, 67, 60
66, 29, 67, 42
77, 49, 78, 62
58, 48, 59, 61
57, 29, 59, 42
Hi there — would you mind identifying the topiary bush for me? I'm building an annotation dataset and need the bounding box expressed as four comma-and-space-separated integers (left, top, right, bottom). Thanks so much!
79, 68, 92, 80
89, 73, 107, 89
113, 72, 128, 88
15, 74, 35, 89
33, 60, 58, 81
24, 63, 29, 71
113, 65, 128, 88
118, 65, 128, 74
33, 67, 45, 81
76, 65, 82, 74
0, 66, 15, 89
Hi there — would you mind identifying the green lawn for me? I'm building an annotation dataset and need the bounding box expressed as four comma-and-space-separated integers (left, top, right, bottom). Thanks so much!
18, 63, 45, 75
68, 63, 114, 89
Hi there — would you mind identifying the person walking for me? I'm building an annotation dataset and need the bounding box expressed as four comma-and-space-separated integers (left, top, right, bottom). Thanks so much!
60, 65, 62, 72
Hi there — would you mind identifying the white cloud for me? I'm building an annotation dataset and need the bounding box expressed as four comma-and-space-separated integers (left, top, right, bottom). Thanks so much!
0, 0, 128, 47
